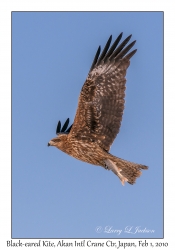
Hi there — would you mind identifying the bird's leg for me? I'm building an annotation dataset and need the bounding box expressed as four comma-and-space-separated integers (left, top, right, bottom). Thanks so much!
104, 159, 128, 185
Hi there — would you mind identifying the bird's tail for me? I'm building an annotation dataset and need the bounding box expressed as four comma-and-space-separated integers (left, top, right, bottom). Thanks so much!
104, 156, 148, 185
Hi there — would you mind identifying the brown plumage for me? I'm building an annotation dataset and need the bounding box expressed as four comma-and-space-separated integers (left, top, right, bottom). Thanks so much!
48, 32, 148, 185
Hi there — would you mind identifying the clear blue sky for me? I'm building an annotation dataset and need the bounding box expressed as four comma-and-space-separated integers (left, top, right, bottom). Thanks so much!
12, 12, 163, 238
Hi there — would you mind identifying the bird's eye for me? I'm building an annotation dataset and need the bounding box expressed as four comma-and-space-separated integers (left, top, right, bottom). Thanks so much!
53, 138, 60, 143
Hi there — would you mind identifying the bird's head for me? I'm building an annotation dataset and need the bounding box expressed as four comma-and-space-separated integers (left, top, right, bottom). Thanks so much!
48, 118, 72, 151
48, 133, 68, 150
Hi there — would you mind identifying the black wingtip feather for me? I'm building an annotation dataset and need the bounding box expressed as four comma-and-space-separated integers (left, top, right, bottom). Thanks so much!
61, 118, 70, 132
103, 32, 123, 61
125, 49, 137, 60
56, 121, 61, 134
110, 34, 132, 60
89, 32, 137, 73
89, 46, 101, 72
56, 118, 73, 134
96, 35, 112, 65
115, 40, 136, 60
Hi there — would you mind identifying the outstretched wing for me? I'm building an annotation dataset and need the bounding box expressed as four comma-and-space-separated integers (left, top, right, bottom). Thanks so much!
69, 33, 137, 151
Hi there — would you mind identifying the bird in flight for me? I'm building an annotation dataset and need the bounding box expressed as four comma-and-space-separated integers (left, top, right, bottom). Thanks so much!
48, 32, 148, 185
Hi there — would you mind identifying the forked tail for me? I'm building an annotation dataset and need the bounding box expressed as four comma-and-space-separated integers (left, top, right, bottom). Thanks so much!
104, 156, 148, 185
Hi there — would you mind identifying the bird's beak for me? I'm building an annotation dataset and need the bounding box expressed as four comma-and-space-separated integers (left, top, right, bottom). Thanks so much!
47, 142, 50, 147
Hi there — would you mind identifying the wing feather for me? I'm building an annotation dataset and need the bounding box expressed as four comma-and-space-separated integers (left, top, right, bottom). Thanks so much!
69, 33, 137, 151
89, 46, 101, 72
61, 118, 69, 132
103, 32, 123, 61
56, 121, 61, 134
96, 35, 112, 64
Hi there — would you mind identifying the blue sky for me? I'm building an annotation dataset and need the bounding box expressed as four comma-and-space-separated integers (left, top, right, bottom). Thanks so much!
12, 12, 163, 238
